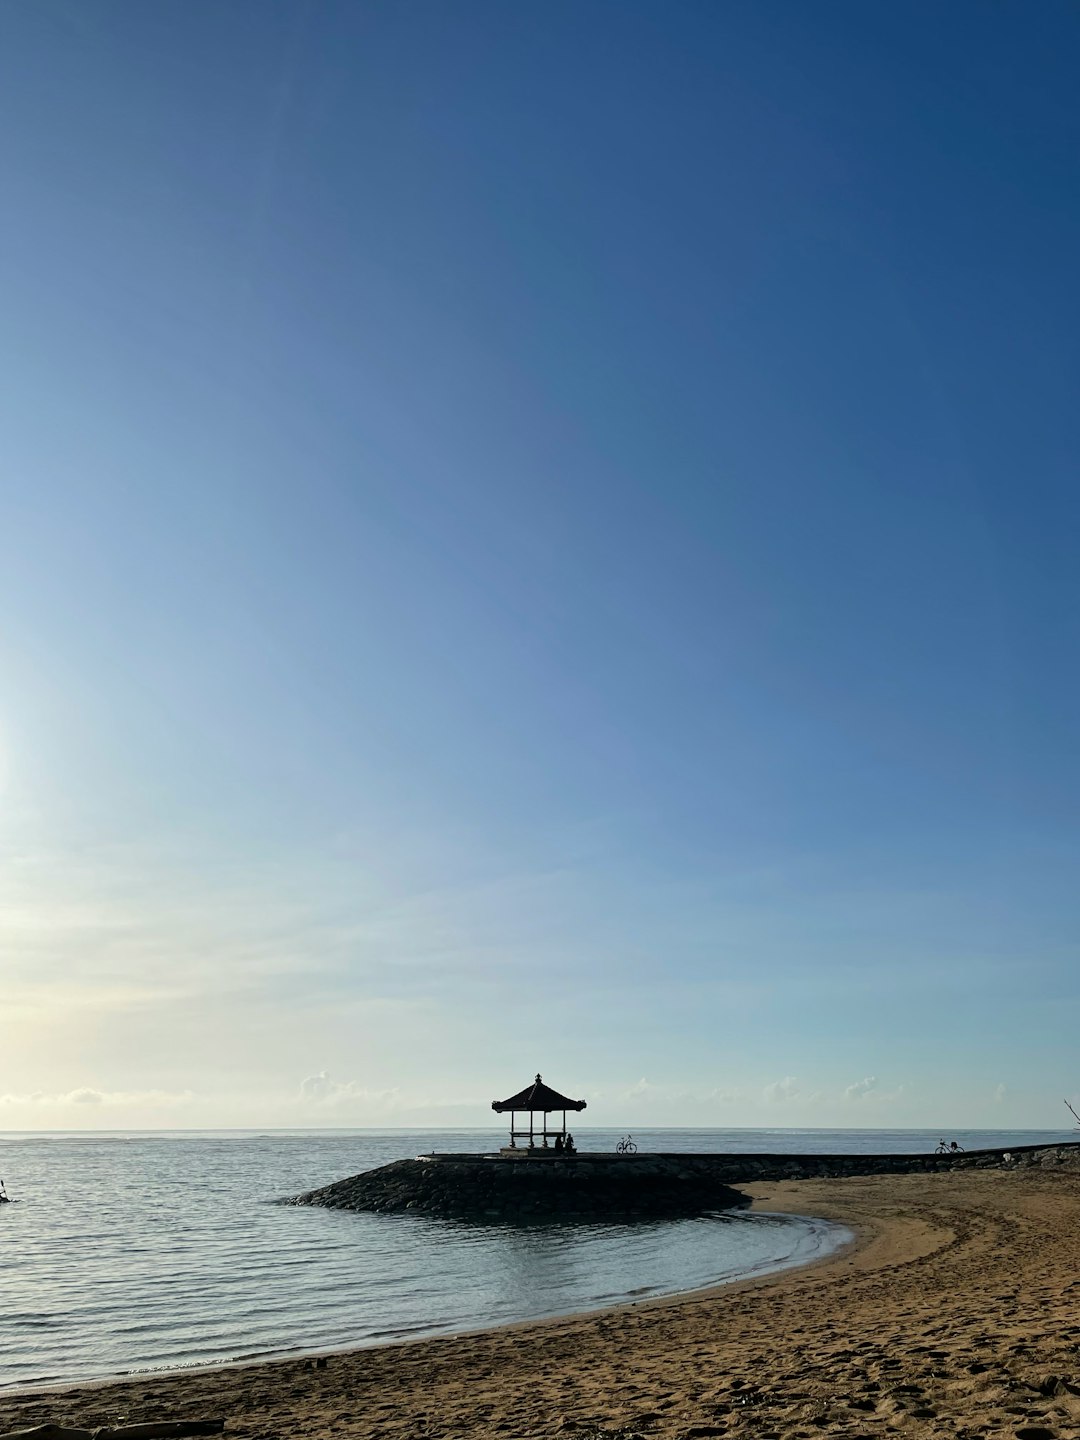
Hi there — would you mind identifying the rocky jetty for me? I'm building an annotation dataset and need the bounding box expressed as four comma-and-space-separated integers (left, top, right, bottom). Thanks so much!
697, 1140, 1080, 1183
287, 1140, 1080, 1223
289, 1154, 750, 1221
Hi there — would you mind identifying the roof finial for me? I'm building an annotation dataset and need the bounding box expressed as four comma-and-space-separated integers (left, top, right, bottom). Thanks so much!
536, 1072, 542, 1083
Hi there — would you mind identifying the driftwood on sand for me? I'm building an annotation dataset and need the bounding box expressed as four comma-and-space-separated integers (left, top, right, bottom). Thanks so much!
1, 1423, 225, 1440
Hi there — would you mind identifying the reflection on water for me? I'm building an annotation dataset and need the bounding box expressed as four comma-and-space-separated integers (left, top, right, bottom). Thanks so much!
0, 1126, 1063, 1390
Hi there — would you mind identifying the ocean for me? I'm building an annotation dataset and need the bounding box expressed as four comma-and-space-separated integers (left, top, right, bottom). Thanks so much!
0, 1127, 1069, 1393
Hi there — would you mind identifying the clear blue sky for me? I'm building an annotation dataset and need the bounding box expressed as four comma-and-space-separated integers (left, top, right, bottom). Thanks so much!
2, 1, 1078, 1128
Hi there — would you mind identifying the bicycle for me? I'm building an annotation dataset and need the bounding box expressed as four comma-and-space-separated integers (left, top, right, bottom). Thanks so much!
935, 1139, 965, 1155
616, 1135, 637, 1155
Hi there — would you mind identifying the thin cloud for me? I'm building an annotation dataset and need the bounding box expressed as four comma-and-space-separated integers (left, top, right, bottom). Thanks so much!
843, 1076, 905, 1103
585, 1080, 744, 1107
0, 1087, 194, 1107
764, 1076, 805, 1104
298, 1071, 403, 1108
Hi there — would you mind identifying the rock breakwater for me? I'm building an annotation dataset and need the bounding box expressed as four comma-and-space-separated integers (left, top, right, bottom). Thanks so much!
289, 1154, 750, 1221
288, 1141, 1080, 1223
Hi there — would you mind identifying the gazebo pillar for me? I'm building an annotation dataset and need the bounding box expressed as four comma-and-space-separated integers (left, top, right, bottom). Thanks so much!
491, 1073, 587, 1155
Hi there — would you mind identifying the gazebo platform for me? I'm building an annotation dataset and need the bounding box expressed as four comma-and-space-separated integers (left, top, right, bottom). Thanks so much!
498, 1145, 582, 1159
413, 1149, 643, 1163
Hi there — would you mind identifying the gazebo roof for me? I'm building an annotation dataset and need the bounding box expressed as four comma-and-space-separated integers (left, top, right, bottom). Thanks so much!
491, 1073, 587, 1114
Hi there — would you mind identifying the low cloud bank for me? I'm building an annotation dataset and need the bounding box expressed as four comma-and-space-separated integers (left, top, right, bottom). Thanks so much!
298, 1071, 403, 1107
0, 1087, 194, 1107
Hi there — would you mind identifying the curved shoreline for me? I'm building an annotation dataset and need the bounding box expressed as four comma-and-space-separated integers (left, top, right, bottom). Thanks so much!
5, 1168, 1080, 1439
0, 1208, 852, 1398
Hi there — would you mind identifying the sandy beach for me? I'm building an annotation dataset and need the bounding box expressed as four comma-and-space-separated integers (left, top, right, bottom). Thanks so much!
5, 1167, 1080, 1440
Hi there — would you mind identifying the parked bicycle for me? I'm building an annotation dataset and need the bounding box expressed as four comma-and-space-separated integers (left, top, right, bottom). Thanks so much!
616, 1135, 637, 1155
935, 1139, 964, 1154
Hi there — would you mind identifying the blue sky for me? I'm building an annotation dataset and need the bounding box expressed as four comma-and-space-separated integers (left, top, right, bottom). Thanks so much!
1, 1, 1079, 1129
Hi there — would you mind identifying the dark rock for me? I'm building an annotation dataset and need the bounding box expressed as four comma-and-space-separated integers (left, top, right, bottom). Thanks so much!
289, 1155, 749, 1221
284, 1139, 1080, 1224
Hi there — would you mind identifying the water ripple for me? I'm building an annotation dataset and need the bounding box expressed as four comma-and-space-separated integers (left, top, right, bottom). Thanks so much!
3, 1125, 1056, 1391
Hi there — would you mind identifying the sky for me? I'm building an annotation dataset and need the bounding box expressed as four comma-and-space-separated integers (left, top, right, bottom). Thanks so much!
1, 1, 1079, 1131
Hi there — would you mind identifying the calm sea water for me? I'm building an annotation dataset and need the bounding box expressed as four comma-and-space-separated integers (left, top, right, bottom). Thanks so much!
0, 1127, 1069, 1393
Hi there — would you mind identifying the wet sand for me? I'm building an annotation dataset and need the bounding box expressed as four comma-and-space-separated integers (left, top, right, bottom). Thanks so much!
5, 1167, 1080, 1440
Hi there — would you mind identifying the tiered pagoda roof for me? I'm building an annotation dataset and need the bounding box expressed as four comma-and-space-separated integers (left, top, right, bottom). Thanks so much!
492, 1074, 587, 1113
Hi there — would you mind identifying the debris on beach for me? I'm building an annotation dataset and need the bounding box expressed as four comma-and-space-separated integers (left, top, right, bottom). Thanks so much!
0, 1422, 225, 1440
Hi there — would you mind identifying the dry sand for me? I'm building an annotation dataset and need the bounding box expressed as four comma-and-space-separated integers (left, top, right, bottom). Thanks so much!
5, 1167, 1080, 1440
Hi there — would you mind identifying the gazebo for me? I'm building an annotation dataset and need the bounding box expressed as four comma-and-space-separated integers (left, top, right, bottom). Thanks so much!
492, 1073, 586, 1151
